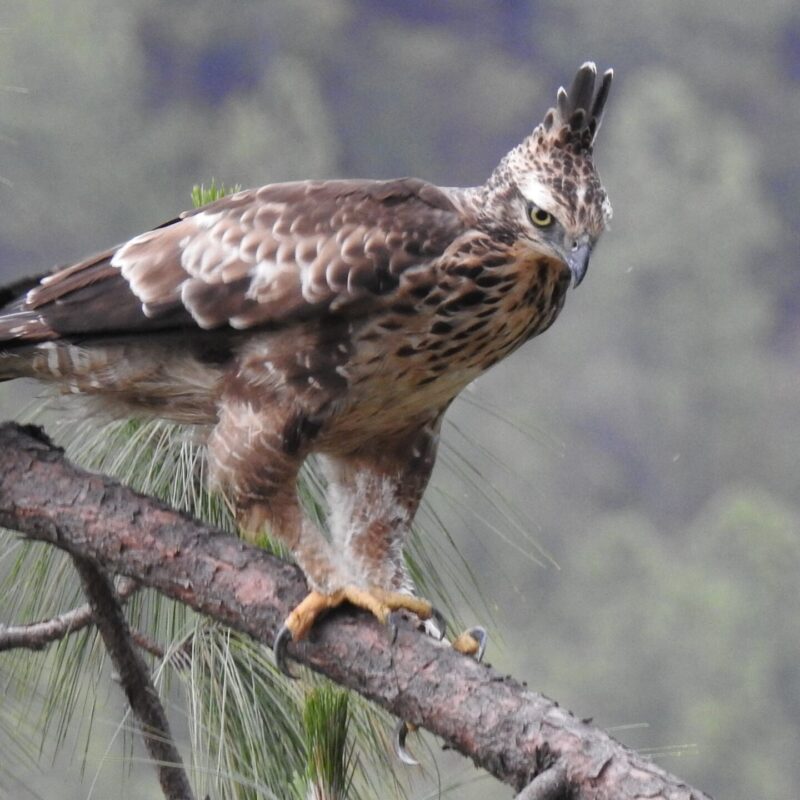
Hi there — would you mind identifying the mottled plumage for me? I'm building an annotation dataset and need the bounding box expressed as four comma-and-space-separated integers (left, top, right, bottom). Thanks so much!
0, 63, 614, 650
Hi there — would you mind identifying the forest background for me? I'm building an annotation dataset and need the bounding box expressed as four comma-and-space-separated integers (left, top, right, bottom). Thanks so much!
0, 2, 798, 799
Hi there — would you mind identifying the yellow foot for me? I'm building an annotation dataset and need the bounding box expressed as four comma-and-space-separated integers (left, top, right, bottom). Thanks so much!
451, 625, 488, 661
273, 586, 445, 676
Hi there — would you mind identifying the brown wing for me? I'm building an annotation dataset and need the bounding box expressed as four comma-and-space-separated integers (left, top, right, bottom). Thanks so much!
0, 178, 465, 342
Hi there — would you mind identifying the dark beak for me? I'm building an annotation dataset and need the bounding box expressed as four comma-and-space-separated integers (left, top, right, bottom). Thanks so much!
567, 242, 592, 287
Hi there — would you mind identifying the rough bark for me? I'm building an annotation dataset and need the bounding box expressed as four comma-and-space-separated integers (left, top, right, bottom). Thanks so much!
0, 422, 712, 800
70, 556, 195, 800
0, 577, 138, 651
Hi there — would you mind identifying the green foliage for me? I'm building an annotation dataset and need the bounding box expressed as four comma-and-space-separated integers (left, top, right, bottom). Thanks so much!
191, 179, 242, 209
292, 685, 354, 800
506, 488, 800, 800
180, 624, 306, 799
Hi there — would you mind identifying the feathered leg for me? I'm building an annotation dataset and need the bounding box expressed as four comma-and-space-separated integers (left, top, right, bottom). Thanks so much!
209, 397, 444, 673
322, 414, 443, 594
322, 415, 489, 765
208, 398, 344, 593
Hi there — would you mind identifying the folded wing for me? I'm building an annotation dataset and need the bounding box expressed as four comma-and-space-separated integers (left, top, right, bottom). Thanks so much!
0, 178, 464, 343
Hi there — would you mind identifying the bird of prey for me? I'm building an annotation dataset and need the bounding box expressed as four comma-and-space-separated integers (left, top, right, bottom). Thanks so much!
0, 62, 613, 668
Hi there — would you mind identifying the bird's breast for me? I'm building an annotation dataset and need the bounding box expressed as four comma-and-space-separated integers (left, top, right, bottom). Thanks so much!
231, 247, 570, 451
318, 249, 570, 439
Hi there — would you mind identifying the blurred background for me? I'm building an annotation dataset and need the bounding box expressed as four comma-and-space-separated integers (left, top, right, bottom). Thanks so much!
1, 1, 799, 798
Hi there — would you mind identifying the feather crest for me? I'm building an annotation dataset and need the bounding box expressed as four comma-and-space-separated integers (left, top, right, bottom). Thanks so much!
540, 61, 613, 151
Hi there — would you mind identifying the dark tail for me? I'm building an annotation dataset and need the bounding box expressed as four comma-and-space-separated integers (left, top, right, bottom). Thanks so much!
0, 271, 52, 380
0, 272, 46, 310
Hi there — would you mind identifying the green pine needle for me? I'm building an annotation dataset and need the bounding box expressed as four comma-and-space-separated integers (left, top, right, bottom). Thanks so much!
295, 685, 354, 800
191, 178, 242, 208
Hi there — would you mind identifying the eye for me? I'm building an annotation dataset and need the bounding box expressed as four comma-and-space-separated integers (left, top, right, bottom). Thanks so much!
528, 204, 555, 228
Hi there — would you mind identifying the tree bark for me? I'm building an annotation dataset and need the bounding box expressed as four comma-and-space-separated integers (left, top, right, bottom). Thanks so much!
0, 422, 711, 800
70, 555, 195, 800
0, 577, 138, 651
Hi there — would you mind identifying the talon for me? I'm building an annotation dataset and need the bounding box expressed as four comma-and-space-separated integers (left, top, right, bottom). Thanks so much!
387, 610, 400, 644
452, 625, 488, 661
429, 607, 447, 640
278, 586, 440, 663
273, 624, 298, 679
465, 626, 488, 661
393, 719, 420, 766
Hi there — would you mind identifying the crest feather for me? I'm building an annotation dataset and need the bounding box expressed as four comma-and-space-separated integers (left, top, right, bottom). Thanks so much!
541, 62, 613, 152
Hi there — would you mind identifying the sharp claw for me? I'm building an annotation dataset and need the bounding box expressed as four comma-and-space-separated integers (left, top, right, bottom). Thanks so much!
387, 610, 400, 644
273, 624, 298, 679
465, 626, 488, 662
393, 719, 420, 766
391, 606, 445, 643
429, 607, 447, 640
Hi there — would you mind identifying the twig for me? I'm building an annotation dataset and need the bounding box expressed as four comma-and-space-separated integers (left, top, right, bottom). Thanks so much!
0, 577, 138, 652
130, 629, 167, 660
0, 578, 188, 669
70, 555, 195, 800
0, 422, 712, 799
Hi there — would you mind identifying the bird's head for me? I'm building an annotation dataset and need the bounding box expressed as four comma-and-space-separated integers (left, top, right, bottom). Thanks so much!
481, 62, 614, 287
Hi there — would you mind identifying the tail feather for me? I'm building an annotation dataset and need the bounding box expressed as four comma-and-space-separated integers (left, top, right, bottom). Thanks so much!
0, 271, 46, 310
0, 272, 47, 338
0, 309, 57, 345
0, 313, 41, 380
0, 272, 56, 380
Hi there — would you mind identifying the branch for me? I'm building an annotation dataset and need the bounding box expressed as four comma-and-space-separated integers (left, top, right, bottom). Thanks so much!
0, 577, 138, 651
70, 555, 195, 800
0, 422, 711, 799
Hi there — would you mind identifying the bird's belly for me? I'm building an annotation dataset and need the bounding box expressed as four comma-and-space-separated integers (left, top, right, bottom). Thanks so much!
316, 364, 477, 451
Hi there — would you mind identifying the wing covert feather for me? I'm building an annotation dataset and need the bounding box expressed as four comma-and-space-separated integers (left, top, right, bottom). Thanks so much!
1, 178, 465, 341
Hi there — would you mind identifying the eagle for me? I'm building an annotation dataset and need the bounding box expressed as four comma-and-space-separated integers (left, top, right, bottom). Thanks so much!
0, 62, 613, 670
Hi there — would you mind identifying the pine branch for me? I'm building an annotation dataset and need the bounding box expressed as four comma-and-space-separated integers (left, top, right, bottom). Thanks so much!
0, 577, 138, 651
0, 422, 711, 800
69, 555, 195, 800
514, 759, 568, 800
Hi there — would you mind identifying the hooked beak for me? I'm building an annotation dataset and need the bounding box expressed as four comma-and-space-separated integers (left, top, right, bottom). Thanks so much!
567, 242, 592, 287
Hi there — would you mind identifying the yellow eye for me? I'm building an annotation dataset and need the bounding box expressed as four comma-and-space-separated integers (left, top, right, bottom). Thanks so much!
529, 205, 554, 228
